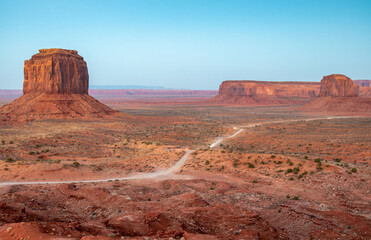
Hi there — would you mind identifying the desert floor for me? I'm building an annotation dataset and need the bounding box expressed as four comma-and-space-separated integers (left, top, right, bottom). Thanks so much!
0, 96, 370, 240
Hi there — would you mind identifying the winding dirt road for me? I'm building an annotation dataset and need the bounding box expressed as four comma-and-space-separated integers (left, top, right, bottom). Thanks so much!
0, 116, 351, 187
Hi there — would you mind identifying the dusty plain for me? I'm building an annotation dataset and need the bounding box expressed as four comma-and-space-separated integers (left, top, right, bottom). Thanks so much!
0, 92, 370, 239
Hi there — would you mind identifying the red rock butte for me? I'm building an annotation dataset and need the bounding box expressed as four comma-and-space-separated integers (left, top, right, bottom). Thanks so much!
319, 74, 359, 97
23, 49, 89, 94
0, 48, 117, 122
303, 74, 371, 114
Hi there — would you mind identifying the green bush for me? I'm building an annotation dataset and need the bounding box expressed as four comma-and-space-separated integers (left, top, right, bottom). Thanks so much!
247, 162, 255, 168
351, 167, 357, 173
293, 196, 300, 200
72, 162, 80, 168
5, 158, 15, 163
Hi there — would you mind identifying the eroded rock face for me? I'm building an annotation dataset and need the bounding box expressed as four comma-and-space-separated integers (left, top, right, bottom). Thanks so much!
23, 48, 89, 94
212, 80, 320, 104
302, 74, 371, 114
319, 74, 359, 97
0, 48, 117, 122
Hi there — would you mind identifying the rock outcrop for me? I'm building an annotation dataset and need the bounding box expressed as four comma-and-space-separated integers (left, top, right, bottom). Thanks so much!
0, 48, 117, 122
319, 74, 359, 97
211, 80, 320, 105
23, 49, 89, 94
303, 74, 371, 115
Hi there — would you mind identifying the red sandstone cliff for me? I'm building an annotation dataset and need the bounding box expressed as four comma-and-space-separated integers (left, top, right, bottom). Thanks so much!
319, 74, 359, 97
23, 49, 89, 94
0, 49, 117, 122
211, 80, 320, 105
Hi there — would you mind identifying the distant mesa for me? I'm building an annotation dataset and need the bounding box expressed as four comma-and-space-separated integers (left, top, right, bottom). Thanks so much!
303, 74, 371, 114
354, 79, 371, 87
0, 48, 117, 122
211, 80, 321, 105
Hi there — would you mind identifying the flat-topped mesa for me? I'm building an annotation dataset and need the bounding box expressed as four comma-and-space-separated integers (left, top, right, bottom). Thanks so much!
319, 74, 359, 97
212, 80, 321, 105
219, 80, 320, 98
23, 48, 88, 94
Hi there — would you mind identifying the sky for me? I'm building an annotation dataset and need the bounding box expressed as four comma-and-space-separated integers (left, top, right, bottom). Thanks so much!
0, 0, 370, 90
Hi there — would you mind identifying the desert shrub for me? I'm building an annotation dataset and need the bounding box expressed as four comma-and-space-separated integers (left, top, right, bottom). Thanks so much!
286, 168, 293, 174
289, 162, 294, 166
351, 167, 357, 173
1, 140, 5, 145
314, 158, 322, 163
5, 158, 15, 163
233, 161, 238, 168
29, 151, 35, 155
247, 162, 255, 168
205, 160, 210, 165
334, 158, 341, 163
72, 162, 80, 167
304, 155, 308, 160
271, 155, 276, 159
286, 194, 290, 199
293, 196, 300, 200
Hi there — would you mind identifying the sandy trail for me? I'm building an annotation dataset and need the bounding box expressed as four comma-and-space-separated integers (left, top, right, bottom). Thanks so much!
0, 116, 355, 187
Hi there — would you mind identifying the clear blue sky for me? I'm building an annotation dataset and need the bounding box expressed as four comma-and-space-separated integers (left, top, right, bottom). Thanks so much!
0, 0, 370, 90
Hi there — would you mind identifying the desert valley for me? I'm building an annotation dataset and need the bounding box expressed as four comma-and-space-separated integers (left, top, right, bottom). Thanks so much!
0, 48, 369, 240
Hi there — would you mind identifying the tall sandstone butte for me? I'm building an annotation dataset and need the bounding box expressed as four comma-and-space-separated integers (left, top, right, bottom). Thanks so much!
23, 49, 89, 94
303, 74, 371, 115
319, 74, 359, 97
0, 48, 117, 122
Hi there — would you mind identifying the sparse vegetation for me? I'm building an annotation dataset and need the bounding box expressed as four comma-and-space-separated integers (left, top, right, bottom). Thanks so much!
247, 162, 255, 168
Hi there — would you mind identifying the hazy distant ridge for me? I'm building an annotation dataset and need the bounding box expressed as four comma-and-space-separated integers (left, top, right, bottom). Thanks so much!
90, 85, 167, 90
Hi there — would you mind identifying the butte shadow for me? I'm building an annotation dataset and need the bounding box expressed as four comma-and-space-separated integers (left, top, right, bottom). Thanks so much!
0, 49, 118, 123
